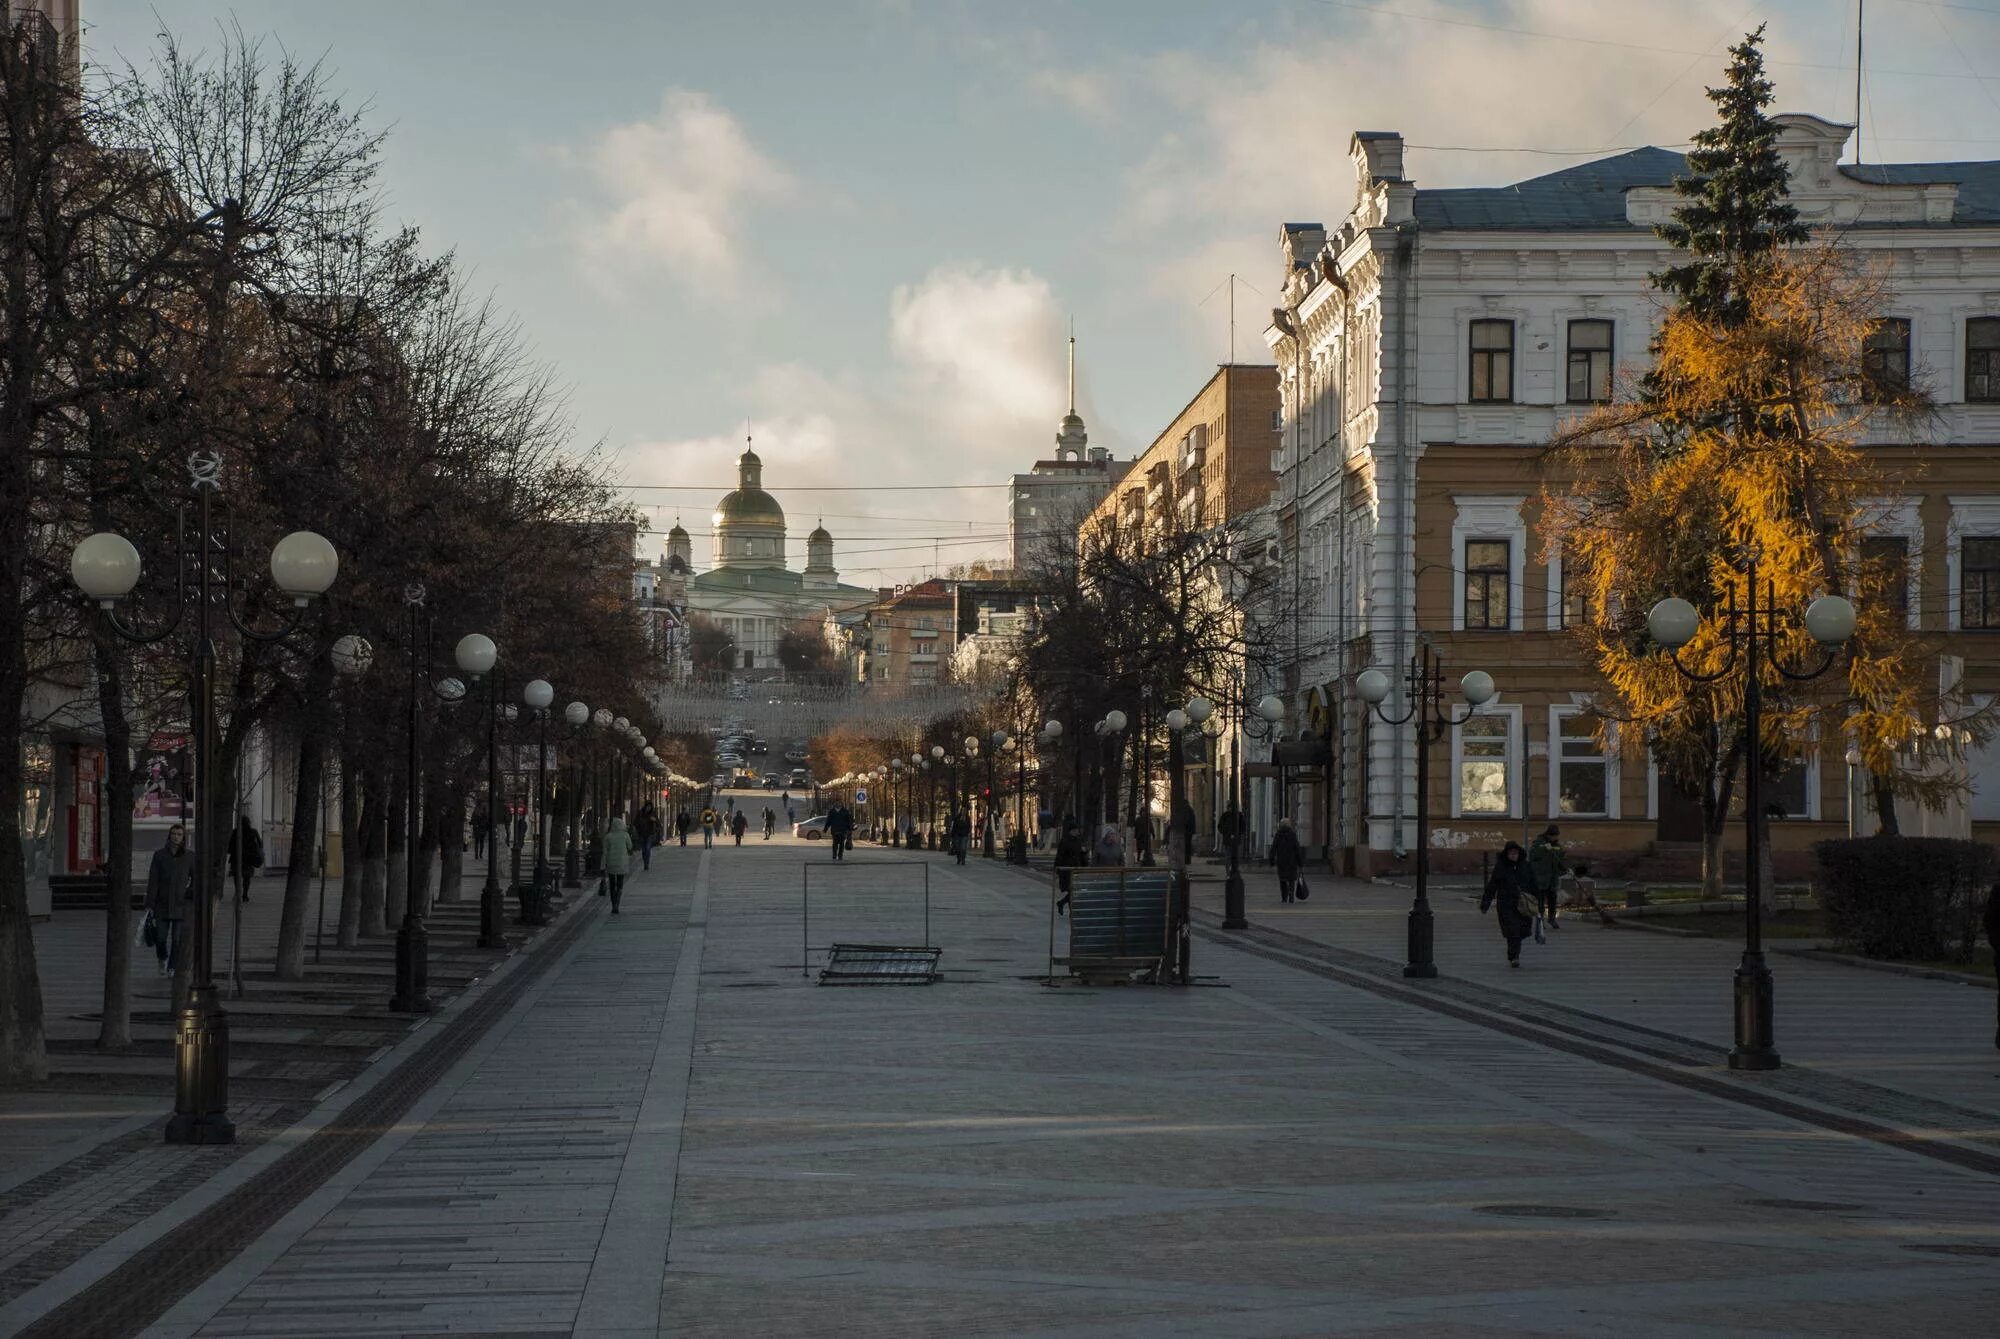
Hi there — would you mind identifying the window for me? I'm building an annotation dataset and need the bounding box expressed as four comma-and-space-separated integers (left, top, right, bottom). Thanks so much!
1969, 318, 2000, 402
1566, 319, 1614, 403
908, 662, 939, 684
1554, 711, 1609, 817
1464, 539, 1511, 630
1761, 759, 1809, 821
1270, 408, 1284, 431
1557, 546, 1590, 628
1862, 318, 1911, 401
1964, 537, 2000, 629
1859, 535, 1910, 623
1459, 715, 1512, 815
1470, 320, 1514, 402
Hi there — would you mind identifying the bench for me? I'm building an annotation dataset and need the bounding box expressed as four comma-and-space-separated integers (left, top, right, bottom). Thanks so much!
1052, 867, 1185, 985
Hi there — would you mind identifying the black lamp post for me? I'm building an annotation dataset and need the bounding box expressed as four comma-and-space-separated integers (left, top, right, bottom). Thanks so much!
1645, 570, 1857, 1071
1193, 693, 1281, 930
452, 633, 508, 952
559, 700, 590, 888
1005, 732, 1028, 864
71, 451, 340, 1144
522, 678, 555, 924
1357, 646, 1494, 979
390, 584, 477, 1016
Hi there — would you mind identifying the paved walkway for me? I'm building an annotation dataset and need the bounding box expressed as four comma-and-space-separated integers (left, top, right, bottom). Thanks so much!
60, 837, 1990, 1338
1184, 872, 2000, 1121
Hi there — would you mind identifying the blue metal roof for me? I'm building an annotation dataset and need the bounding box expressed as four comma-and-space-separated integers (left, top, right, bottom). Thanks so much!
1409, 147, 2000, 231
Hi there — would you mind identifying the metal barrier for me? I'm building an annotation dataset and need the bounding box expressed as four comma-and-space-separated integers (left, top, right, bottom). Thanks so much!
1048, 866, 1187, 985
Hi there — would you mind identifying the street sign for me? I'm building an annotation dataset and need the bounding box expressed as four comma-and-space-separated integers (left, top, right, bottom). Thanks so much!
854, 788, 868, 805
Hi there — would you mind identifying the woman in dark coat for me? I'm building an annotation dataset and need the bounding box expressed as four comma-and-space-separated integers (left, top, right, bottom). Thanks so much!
1269, 819, 1303, 904
1053, 822, 1087, 916
1480, 841, 1536, 967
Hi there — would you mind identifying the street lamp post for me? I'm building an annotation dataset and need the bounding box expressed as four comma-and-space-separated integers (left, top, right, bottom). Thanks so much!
1357, 647, 1494, 979
452, 633, 508, 951
1165, 705, 1193, 867
1645, 576, 1856, 1071
561, 702, 589, 888
1206, 695, 1280, 929
390, 585, 472, 1016
522, 679, 555, 925
70, 453, 339, 1144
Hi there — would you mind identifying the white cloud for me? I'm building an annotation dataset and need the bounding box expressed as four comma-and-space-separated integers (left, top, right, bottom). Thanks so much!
619, 265, 1080, 582
573, 89, 792, 301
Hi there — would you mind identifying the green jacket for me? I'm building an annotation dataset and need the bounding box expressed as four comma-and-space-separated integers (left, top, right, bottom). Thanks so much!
1527, 835, 1564, 891
600, 825, 633, 876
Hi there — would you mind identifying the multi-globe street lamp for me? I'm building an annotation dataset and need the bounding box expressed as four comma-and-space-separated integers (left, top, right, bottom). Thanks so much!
449, 632, 511, 951
561, 701, 589, 889
1645, 578, 1857, 1070
389, 584, 482, 1016
1190, 693, 1283, 929
1357, 648, 1494, 978
70, 453, 339, 1144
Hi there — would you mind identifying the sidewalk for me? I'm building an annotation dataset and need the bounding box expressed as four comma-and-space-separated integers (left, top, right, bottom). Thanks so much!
1187, 872, 2000, 1120
0, 844, 567, 1319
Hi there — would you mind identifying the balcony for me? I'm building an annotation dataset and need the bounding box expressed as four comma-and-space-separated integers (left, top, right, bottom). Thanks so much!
908, 627, 939, 640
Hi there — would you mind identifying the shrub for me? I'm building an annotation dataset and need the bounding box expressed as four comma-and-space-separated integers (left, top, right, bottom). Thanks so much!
1812, 837, 1997, 962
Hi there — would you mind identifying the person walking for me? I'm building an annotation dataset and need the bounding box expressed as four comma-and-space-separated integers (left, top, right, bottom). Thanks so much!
826, 800, 854, 860
730, 809, 748, 846
1053, 821, 1086, 916
948, 809, 972, 865
762, 807, 775, 840
512, 810, 527, 851
600, 815, 633, 914
227, 810, 263, 903
636, 802, 658, 870
1480, 840, 1537, 967
1092, 822, 1125, 867
1269, 818, 1304, 904
1528, 824, 1566, 927
676, 809, 691, 847
144, 823, 195, 975
700, 807, 717, 847
472, 802, 489, 861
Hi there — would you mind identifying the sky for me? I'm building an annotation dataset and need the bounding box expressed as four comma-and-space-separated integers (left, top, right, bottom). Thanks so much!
84, 0, 2000, 584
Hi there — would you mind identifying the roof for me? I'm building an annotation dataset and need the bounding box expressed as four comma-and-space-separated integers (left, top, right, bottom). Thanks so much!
688, 566, 871, 598
713, 487, 785, 524
1411, 146, 2000, 231
1412, 147, 1686, 230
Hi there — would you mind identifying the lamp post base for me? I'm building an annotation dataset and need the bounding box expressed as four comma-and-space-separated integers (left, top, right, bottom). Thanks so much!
166, 987, 234, 1145
1727, 955, 1780, 1070
1221, 869, 1247, 929
478, 879, 506, 950
390, 918, 432, 1014
1404, 902, 1438, 979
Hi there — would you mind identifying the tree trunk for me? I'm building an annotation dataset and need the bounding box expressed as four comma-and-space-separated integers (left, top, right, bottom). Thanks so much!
435, 784, 464, 904
93, 626, 135, 1050
384, 770, 408, 929
338, 748, 363, 948
360, 768, 388, 937
1700, 810, 1727, 900
275, 658, 334, 979
414, 791, 438, 915
1870, 770, 1900, 836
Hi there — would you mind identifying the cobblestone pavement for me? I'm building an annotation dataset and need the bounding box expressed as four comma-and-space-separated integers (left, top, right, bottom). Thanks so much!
66, 837, 1990, 1338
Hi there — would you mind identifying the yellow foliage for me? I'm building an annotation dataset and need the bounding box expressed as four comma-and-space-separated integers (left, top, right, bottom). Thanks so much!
1544, 245, 1978, 819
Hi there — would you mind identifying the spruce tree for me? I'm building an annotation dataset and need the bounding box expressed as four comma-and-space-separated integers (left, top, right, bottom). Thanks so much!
1654, 25, 1807, 326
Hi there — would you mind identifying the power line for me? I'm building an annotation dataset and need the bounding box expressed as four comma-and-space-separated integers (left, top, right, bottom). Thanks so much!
616, 481, 1016, 493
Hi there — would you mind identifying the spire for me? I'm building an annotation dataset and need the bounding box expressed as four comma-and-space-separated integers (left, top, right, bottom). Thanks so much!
1067, 319, 1076, 416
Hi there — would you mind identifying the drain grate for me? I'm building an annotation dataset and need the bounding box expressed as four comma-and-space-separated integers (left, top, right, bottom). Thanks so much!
1474, 1204, 1615, 1219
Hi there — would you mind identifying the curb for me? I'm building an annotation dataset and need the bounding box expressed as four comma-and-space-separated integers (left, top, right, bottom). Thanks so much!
1770, 945, 1997, 991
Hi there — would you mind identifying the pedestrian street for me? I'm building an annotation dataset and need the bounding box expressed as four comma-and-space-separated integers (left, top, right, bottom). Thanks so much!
102, 834, 2000, 1338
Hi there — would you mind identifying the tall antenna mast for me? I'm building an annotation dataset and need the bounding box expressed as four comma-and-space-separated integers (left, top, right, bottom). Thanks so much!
1229, 274, 1237, 364
1855, 0, 1865, 166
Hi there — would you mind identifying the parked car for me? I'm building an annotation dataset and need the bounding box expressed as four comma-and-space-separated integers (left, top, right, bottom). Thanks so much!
762, 773, 780, 789
793, 814, 831, 840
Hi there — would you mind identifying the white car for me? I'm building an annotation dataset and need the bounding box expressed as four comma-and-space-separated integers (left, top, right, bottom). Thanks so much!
792, 815, 831, 840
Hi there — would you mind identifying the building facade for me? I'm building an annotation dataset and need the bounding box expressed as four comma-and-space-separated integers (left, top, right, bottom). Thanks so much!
678, 447, 874, 670
1009, 338, 1131, 571
1267, 115, 2000, 876
853, 579, 958, 690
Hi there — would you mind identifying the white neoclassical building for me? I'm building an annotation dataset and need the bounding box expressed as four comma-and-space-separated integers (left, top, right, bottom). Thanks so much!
1266, 113, 2000, 877
671, 446, 874, 671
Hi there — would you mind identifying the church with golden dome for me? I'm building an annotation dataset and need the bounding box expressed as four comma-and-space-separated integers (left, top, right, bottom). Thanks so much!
653, 445, 874, 671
